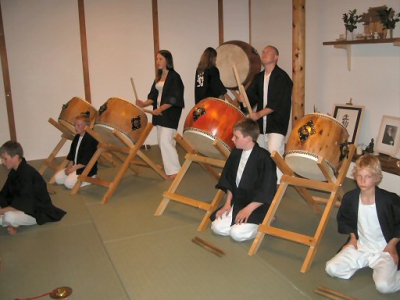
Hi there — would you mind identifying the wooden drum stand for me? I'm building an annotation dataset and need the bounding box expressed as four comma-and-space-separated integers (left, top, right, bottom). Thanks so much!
70, 124, 168, 204
248, 144, 355, 273
154, 133, 230, 231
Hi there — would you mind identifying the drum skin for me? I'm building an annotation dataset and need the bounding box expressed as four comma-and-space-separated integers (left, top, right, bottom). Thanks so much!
94, 97, 147, 147
216, 40, 261, 89
58, 97, 97, 133
285, 113, 349, 181
183, 98, 245, 159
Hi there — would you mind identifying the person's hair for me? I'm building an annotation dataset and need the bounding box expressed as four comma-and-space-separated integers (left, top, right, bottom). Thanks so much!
266, 45, 279, 56
233, 118, 260, 142
0, 140, 24, 158
197, 47, 217, 73
156, 50, 174, 82
75, 114, 91, 126
352, 153, 383, 185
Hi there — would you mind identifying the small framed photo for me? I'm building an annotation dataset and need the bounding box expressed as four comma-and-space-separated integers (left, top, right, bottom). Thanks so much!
333, 104, 364, 144
375, 115, 400, 157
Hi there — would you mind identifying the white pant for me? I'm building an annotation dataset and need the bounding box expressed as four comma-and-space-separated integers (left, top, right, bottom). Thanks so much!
326, 245, 400, 294
257, 133, 285, 183
157, 126, 181, 176
0, 211, 37, 228
211, 208, 258, 242
54, 169, 94, 189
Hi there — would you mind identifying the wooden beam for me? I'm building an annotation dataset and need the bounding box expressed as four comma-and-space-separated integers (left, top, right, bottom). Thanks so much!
0, 2, 17, 140
152, 0, 160, 76
292, 0, 306, 128
249, 0, 252, 45
218, 0, 224, 45
78, 0, 91, 103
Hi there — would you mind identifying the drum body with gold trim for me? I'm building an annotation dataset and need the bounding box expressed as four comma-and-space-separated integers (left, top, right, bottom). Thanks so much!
216, 40, 261, 89
285, 113, 349, 181
58, 97, 97, 133
93, 97, 147, 147
183, 98, 245, 159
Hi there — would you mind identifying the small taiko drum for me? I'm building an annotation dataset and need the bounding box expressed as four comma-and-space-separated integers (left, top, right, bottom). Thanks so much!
58, 97, 97, 133
183, 98, 246, 159
216, 40, 261, 89
285, 113, 349, 181
93, 97, 147, 147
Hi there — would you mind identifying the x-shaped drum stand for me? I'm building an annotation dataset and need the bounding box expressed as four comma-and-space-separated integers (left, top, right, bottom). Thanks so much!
248, 144, 355, 273
154, 133, 229, 231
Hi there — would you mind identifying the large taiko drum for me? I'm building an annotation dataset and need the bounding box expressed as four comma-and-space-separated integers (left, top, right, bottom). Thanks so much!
183, 98, 245, 159
285, 113, 349, 181
93, 97, 147, 147
216, 40, 261, 89
58, 97, 97, 133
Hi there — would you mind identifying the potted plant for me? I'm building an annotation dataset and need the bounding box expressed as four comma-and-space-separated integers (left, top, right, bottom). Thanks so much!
377, 7, 400, 38
342, 9, 362, 40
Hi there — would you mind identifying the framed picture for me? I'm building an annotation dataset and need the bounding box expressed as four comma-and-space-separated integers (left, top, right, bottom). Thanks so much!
333, 104, 364, 144
375, 115, 400, 157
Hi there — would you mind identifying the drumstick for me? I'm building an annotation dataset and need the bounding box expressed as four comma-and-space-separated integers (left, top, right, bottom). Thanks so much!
232, 65, 253, 113
191, 238, 224, 257
194, 236, 226, 255
315, 286, 358, 300
130, 77, 139, 101
143, 108, 162, 116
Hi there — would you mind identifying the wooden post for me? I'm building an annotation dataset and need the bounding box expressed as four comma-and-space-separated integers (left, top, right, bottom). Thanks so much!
0, 3, 17, 140
78, 0, 91, 103
152, 0, 160, 76
292, 0, 306, 128
218, 0, 224, 45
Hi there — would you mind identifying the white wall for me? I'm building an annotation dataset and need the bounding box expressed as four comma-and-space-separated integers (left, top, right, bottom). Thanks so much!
0, 0, 399, 190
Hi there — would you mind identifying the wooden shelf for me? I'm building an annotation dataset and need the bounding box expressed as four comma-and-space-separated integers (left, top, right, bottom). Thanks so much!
323, 38, 400, 70
352, 153, 400, 176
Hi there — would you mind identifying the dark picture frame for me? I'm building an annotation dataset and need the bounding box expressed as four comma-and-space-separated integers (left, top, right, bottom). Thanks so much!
333, 104, 364, 144
375, 115, 400, 157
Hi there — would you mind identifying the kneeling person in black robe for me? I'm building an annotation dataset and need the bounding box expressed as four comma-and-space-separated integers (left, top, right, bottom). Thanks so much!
0, 140, 66, 235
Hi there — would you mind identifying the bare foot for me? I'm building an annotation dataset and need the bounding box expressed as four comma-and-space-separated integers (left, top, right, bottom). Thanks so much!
7, 226, 18, 235
167, 174, 177, 180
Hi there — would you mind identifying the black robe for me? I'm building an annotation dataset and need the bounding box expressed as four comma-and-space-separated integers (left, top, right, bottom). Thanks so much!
245, 66, 293, 135
211, 143, 277, 225
0, 158, 66, 225
147, 69, 185, 129
195, 66, 227, 104
67, 132, 98, 177
337, 187, 400, 269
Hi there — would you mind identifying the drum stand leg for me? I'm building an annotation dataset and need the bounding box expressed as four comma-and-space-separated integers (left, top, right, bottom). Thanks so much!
154, 138, 228, 231
71, 123, 167, 204
248, 145, 355, 273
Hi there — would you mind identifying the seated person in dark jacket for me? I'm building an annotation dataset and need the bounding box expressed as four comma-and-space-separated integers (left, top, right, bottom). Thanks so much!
210, 118, 277, 242
54, 115, 98, 189
0, 140, 66, 235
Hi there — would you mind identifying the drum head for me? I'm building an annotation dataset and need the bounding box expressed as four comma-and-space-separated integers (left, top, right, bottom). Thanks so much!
93, 123, 134, 147
285, 151, 336, 181
183, 129, 230, 160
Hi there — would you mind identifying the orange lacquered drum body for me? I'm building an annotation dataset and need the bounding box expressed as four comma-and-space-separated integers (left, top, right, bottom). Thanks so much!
285, 113, 349, 181
183, 98, 245, 159
216, 40, 261, 89
93, 97, 147, 147
58, 97, 97, 133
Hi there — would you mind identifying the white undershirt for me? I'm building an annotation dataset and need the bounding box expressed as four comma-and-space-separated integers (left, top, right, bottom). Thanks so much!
357, 196, 387, 252
236, 149, 252, 187
262, 72, 271, 133
74, 135, 83, 165
156, 81, 164, 107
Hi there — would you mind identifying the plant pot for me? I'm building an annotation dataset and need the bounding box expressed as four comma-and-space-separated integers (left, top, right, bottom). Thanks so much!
345, 30, 354, 40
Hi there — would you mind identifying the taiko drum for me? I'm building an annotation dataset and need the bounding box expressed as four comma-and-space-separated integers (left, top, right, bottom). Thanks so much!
183, 98, 245, 159
285, 113, 349, 181
58, 97, 97, 133
93, 97, 147, 147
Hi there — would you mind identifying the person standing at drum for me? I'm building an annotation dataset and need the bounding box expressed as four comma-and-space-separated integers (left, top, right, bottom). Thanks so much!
54, 115, 98, 189
195, 47, 227, 104
239, 45, 292, 183
325, 154, 400, 294
210, 119, 277, 242
136, 50, 184, 180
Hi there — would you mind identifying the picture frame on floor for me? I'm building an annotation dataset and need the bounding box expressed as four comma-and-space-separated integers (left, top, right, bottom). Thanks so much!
333, 104, 364, 144
375, 115, 400, 157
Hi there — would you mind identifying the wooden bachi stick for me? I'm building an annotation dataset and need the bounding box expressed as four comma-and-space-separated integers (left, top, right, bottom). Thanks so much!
194, 236, 226, 255
317, 286, 358, 300
232, 65, 252, 113
191, 238, 224, 257
314, 289, 343, 300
